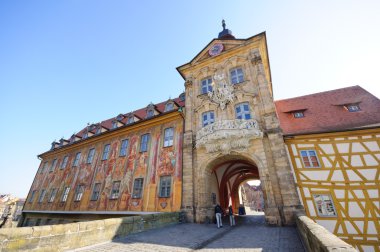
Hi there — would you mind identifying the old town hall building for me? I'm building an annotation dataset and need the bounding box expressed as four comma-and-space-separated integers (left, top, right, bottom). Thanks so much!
22, 23, 380, 251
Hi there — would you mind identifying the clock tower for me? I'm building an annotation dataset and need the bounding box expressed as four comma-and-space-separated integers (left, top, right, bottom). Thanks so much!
177, 22, 302, 225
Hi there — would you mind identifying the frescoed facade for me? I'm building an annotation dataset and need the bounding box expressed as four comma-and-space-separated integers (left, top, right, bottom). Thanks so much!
276, 86, 380, 251
22, 99, 184, 225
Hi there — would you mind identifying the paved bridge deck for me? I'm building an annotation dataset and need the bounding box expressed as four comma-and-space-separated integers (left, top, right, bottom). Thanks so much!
70, 213, 305, 252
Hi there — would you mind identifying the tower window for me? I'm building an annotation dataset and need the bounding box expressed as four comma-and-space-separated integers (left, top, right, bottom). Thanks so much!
235, 103, 251, 120
230, 67, 244, 84
164, 127, 174, 147
202, 111, 215, 127
300, 150, 320, 168
201, 77, 213, 94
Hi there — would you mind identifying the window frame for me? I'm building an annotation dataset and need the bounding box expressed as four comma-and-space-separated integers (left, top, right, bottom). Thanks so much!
313, 193, 337, 217
48, 188, 57, 203
235, 102, 251, 120
300, 150, 321, 168
28, 190, 37, 203
159, 176, 172, 198
61, 187, 70, 202
201, 77, 213, 94
49, 159, 57, 172
163, 127, 174, 147
110, 181, 121, 199
132, 178, 144, 199
90, 183, 102, 201
86, 148, 96, 164
38, 189, 46, 203
119, 139, 129, 157
202, 111, 215, 127
74, 184, 85, 202
102, 144, 111, 160
230, 67, 244, 84
140, 133, 150, 152
73, 152, 81, 167
61, 156, 68, 169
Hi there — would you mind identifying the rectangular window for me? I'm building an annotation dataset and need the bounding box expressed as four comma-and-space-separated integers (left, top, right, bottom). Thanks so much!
293, 111, 304, 118
49, 159, 57, 172
127, 116, 134, 124
230, 67, 244, 84
164, 127, 174, 147
119, 139, 129, 157
86, 148, 95, 164
201, 77, 213, 94
159, 176, 171, 198
38, 189, 46, 203
202, 111, 215, 127
102, 144, 111, 160
300, 150, 320, 168
61, 187, 70, 202
110, 181, 121, 199
40, 161, 48, 174
48, 188, 57, 203
165, 102, 174, 112
28, 190, 37, 203
61, 156, 68, 169
132, 178, 144, 199
74, 185, 85, 201
313, 194, 337, 217
73, 152, 81, 167
91, 183, 101, 201
346, 104, 360, 112
235, 103, 251, 120
140, 134, 150, 152
146, 109, 154, 118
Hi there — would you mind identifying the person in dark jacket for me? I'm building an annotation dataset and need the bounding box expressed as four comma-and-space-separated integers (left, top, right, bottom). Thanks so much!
228, 205, 235, 226
215, 203, 223, 228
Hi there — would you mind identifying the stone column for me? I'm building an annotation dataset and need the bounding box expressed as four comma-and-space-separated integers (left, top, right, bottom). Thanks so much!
181, 79, 195, 222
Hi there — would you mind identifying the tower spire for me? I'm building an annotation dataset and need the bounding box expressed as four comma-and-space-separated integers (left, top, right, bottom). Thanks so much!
218, 19, 235, 39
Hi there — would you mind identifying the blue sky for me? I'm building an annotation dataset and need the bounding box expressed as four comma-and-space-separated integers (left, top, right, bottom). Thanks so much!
1, 0, 379, 198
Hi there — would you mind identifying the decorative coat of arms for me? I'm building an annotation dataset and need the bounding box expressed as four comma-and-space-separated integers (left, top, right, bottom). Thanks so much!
208, 73, 235, 110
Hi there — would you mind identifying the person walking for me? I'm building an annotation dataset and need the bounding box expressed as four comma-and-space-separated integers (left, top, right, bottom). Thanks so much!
228, 205, 235, 226
215, 203, 223, 228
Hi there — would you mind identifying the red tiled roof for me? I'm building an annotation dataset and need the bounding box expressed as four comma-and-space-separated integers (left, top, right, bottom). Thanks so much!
75, 96, 185, 138
275, 86, 380, 136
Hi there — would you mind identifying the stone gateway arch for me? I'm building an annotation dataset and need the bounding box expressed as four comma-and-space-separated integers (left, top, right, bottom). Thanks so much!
177, 30, 302, 225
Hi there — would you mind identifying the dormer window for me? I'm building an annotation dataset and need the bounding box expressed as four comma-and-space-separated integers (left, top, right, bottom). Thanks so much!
82, 132, 88, 139
127, 116, 134, 124
165, 102, 174, 112
293, 111, 304, 118
345, 104, 360, 112
111, 120, 118, 129
147, 109, 154, 118
95, 126, 101, 134
179, 92, 185, 102
116, 114, 124, 121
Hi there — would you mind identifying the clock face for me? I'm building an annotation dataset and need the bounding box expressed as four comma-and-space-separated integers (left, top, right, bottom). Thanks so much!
209, 43, 224, 56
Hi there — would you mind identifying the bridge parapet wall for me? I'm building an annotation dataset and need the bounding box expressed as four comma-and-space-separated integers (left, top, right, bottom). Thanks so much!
296, 214, 356, 252
0, 212, 180, 252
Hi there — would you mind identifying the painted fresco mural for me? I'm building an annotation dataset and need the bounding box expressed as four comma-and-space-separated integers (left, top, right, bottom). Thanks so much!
24, 117, 183, 215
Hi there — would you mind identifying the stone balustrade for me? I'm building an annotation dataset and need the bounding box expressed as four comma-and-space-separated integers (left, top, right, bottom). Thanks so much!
296, 214, 356, 252
0, 212, 180, 252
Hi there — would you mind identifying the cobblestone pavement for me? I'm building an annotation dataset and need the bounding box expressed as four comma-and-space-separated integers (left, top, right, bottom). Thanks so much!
70, 213, 304, 252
